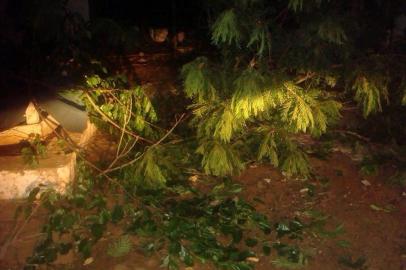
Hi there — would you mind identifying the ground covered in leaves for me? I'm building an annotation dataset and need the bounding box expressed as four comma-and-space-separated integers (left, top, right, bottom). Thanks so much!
1, 150, 405, 270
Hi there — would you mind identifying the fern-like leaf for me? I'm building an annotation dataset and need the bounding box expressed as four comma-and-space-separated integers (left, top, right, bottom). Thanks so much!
353, 75, 388, 117
247, 25, 271, 56
281, 82, 316, 132
107, 235, 132, 258
214, 105, 245, 142
281, 142, 310, 177
257, 128, 279, 167
211, 9, 241, 46
310, 99, 342, 137
134, 145, 172, 188
191, 102, 244, 143
197, 140, 245, 176
232, 68, 274, 120
182, 57, 218, 102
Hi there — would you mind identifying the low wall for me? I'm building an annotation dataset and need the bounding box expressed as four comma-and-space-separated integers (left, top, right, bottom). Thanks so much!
0, 121, 96, 199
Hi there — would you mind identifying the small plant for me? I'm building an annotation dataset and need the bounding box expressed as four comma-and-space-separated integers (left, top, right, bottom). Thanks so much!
272, 243, 308, 269
21, 134, 47, 167
359, 157, 380, 176
304, 210, 345, 239
107, 235, 133, 258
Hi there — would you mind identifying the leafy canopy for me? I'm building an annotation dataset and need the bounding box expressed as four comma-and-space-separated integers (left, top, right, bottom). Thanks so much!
182, 0, 405, 177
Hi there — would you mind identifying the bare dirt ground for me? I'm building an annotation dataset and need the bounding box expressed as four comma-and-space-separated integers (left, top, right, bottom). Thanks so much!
0, 151, 405, 270
240, 153, 406, 270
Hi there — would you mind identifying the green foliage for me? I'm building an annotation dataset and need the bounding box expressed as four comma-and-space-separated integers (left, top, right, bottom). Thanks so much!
107, 235, 133, 257
257, 129, 279, 167
247, 25, 271, 57
182, 59, 341, 176
133, 145, 174, 188
212, 9, 241, 46
280, 145, 310, 178
26, 165, 309, 270
232, 68, 269, 120
84, 74, 158, 137
359, 157, 380, 176
21, 147, 38, 167
182, 57, 218, 102
305, 210, 345, 239
197, 140, 245, 176
272, 243, 307, 268
181, 0, 359, 177
353, 75, 388, 118
190, 102, 245, 143
281, 84, 317, 133
21, 1, 406, 269
21, 134, 47, 167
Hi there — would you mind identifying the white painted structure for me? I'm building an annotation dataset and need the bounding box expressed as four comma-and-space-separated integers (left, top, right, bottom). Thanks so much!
0, 119, 97, 199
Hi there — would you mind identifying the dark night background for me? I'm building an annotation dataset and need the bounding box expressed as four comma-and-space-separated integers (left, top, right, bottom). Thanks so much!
88, 0, 204, 29
0, 0, 405, 141
0, 0, 206, 108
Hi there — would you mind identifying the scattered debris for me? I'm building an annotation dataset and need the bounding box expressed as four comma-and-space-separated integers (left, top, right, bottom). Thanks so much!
361, 179, 371, 186
83, 257, 94, 266
370, 204, 395, 213
263, 178, 272, 183
188, 175, 198, 182
300, 188, 309, 193
246, 257, 260, 263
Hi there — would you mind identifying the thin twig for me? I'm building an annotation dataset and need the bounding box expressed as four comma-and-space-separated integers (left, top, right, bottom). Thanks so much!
116, 94, 133, 157
332, 129, 370, 142
107, 91, 173, 135
295, 72, 316, 84
105, 138, 139, 172
0, 201, 41, 260
101, 113, 186, 174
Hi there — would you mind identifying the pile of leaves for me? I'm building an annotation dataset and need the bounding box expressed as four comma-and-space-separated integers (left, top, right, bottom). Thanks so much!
24, 165, 308, 270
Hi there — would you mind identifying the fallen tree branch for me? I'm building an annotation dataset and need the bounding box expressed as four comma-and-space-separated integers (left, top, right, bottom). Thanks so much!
84, 91, 154, 144
332, 129, 370, 142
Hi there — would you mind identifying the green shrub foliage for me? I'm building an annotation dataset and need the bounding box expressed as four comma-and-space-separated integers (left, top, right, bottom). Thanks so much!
182, 0, 405, 177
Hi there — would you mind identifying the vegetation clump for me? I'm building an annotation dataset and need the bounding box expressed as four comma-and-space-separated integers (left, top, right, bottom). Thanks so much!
5, 0, 405, 269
